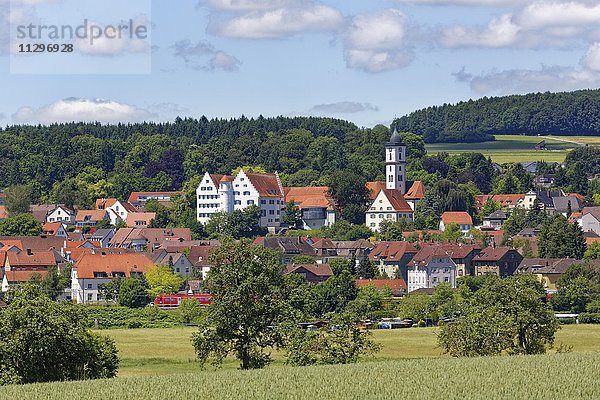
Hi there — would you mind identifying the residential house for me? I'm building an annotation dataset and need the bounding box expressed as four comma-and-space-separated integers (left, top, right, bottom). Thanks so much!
76, 209, 109, 228
310, 238, 373, 264
189, 244, 219, 280
482, 210, 508, 229
0, 235, 65, 252
407, 246, 457, 293
285, 263, 333, 284
283, 186, 336, 230
109, 228, 192, 251
89, 229, 116, 248
253, 236, 316, 264
71, 253, 154, 304
126, 212, 156, 228
96, 198, 138, 225
518, 258, 600, 293
151, 251, 194, 277
472, 247, 523, 277
369, 241, 418, 281
418, 243, 481, 277
475, 194, 525, 211
552, 196, 583, 216
580, 207, 600, 236
30, 204, 75, 225
42, 222, 68, 238
439, 212, 473, 233
2, 249, 63, 292
534, 174, 555, 189
355, 279, 407, 296
128, 191, 184, 210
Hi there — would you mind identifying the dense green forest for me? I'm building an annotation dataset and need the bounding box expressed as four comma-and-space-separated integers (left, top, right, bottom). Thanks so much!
392, 89, 600, 143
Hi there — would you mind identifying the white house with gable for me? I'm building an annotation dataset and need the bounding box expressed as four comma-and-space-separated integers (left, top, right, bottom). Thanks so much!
197, 169, 285, 229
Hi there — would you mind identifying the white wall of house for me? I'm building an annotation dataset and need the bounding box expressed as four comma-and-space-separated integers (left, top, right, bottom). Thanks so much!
47, 207, 74, 224
1, 275, 8, 292
439, 221, 472, 233
106, 201, 130, 225
366, 191, 413, 232
197, 172, 222, 224
408, 268, 428, 293
581, 213, 600, 236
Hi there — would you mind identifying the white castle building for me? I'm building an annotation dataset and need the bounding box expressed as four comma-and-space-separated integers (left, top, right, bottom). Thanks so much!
366, 129, 416, 232
196, 169, 285, 229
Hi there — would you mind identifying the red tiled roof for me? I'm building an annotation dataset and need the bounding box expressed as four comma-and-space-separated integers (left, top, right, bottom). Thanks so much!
74, 253, 155, 279
366, 181, 386, 200
475, 194, 525, 210
568, 193, 586, 202
95, 198, 118, 209
405, 181, 425, 200
356, 279, 407, 291
284, 187, 335, 209
381, 189, 413, 212
220, 175, 235, 183
285, 263, 333, 278
126, 212, 156, 228
42, 222, 63, 235
246, 172, 283, 197
473, 246, 512, 262
441, 212, 473, 226
3, 269, 49, 283
7, 251, 57, 267
369, 241, 418, 261
76, 209, 108, 222
0, 206, 7, 219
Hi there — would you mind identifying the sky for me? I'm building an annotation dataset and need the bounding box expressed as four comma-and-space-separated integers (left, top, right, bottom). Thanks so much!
1, 0, 600, 128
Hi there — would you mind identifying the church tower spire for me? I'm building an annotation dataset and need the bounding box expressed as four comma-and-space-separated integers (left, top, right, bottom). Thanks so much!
385, 128, 406, 194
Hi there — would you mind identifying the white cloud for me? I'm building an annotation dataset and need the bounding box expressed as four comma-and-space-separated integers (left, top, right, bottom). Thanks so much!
517, 2, 600, 29
583, 42, 600, 71
442, 14, 520, 48
343, 9, 414, 72
202, 0, 297, 11
12, 98, 156, 124
73, 14, 151, 56
210, 4, 343, 38
171, 39, 241, 71
310, 101, 379, 114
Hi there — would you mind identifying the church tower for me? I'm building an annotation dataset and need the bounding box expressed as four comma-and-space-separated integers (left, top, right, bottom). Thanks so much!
385, 128, 406, 194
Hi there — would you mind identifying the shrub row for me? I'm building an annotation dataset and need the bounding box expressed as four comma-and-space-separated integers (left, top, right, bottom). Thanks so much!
78, 305, 182, 329
579, 313, 600, 324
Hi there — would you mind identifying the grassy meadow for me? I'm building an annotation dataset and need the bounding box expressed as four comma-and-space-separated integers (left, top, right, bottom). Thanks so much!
425, 135, 600, 163
1, 352, 598, 400
100, 324, 600, 376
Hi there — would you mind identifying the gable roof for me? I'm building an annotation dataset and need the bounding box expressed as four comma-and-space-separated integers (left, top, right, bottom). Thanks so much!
7, 250, 60, 267
473, 246, 515, 262
110, 228, 192, 248
405, 181, 425, 200
254, 236, 316, 256
379, 189, 413, 213
484, 210, 508, 220
189, 245, 218, 267
126, 212, 156, 227
42, 222, 64, 235
441, 212, 473, 226
356, 278, 407, 292
369, 241, 418, 262
366, 181, 386, 200
284, 186, 335, 209
582, 207, 600, 221
74, 253, 155, 279
552, 196, 583, 213
285, 263, 333, 278
127, 191, 184, 203
76, 209, 108, 222
245, 172, 283, 197
0, 236, 65, 251
209, 174, 225, 187
475, 194, 524, 210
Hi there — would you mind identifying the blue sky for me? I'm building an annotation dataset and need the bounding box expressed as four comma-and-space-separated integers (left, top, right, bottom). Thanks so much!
1, 0, 600, 127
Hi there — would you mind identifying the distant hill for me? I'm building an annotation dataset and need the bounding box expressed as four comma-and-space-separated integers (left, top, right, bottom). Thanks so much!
392, 89, 600, 143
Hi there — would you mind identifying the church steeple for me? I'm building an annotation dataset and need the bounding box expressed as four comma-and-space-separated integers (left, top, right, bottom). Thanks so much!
385, 128, 407, 194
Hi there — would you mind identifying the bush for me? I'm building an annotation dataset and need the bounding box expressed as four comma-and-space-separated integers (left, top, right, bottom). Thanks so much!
558, 317, 577, 325
579, 313, 600, 324
418, 320, 426, 327
80, 305, 180, 329
0, 285, 118, 385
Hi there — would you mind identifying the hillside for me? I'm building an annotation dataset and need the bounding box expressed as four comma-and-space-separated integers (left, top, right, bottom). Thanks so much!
1, 353, 598, 399
393, 89, 600, 143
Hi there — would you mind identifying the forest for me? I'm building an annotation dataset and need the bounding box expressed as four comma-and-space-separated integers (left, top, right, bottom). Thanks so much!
392, 89, 600, 143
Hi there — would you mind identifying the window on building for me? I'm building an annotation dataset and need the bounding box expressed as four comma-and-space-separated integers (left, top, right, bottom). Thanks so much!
269, 210, 275, 215
243, 191, 250, 196
87, 283, 92, 289
269, 200, 275, 205
388, 175, 393, 182
235, 200, 241, 205
247, 200, 254, 205
87, 293, 93, 301
261, 200, 266, 204
444, 277, 449, 282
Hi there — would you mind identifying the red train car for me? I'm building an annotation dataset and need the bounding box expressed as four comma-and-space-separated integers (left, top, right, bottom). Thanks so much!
154, 293, 212, 307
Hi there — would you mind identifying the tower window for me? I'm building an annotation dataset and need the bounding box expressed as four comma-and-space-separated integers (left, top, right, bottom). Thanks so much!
398, 175, 403, 181
388, 175, 393, 182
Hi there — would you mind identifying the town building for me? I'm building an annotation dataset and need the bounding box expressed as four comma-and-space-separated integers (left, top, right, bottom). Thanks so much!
71, 253, 154, 304
109, 228, 192, 251
2, 249, 64, 292
369, 241, 418, 280
253, 236, 316, 264
355, 279, 407, 296
365, 130, 414, 232
472, 247, 523, 277
439, 212, 473, 233
407, 246, 457, 293
579, 207, 600, 236
42, 222, 68, 238
128, 191, 184, 210
196, 170, 285, 229
75, 209, 109, 228
310, 238, 373, 264
475, 194, 525, 211
126, 212, 156, 228
283, 186, 336, 230
96, 198, 138, 225
285, 263, 333, 284
482, 210, 508, 229
30, 204, 75, 225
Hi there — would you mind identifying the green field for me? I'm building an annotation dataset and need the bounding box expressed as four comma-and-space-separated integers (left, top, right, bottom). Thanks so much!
425, 135, 600, 163
1, 352, 598, 399
1, 325, 599, 399
100, 324, 600, 376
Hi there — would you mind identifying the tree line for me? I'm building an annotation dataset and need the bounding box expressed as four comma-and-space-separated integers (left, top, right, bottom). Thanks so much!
393, 89, 600, 143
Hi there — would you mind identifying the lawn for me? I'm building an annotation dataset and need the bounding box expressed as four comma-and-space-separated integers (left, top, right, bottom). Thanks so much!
99, 324, 600, 376
425, 135, 600, 163
1, 352, 598, 400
